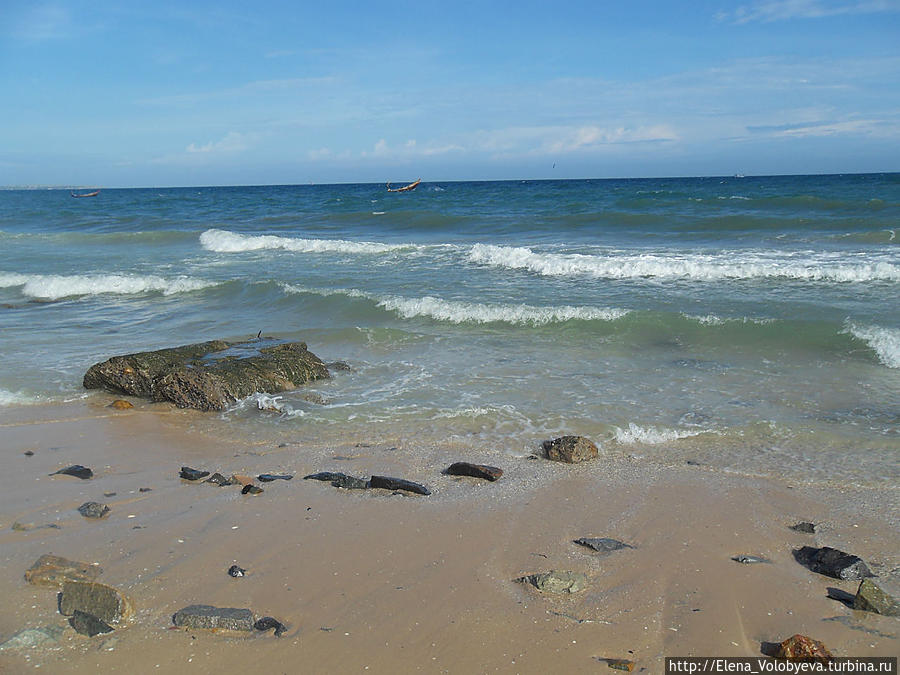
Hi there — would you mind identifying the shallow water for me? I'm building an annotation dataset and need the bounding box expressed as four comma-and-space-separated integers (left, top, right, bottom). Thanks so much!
1, 175, 897, 485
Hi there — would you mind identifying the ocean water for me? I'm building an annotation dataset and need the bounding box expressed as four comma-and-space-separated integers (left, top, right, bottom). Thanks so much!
1, 175, 898, 485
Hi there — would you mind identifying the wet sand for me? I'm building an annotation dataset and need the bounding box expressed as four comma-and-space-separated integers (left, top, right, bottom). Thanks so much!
1, 399, 897, 674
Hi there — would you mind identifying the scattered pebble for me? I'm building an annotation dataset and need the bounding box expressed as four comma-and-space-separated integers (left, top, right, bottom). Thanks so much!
50, 465, 93, 480
227, 565, 246, 578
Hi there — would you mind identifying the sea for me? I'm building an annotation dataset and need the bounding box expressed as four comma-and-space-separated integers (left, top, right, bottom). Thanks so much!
1, 175, 898, 486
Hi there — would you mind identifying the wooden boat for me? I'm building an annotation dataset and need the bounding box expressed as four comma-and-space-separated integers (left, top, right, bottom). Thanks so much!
71, 190, 100, 198
386, 179, 420, 193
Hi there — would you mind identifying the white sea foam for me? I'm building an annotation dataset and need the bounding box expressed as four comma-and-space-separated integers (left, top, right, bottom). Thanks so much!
844, 323, 900, 368
686, 313, 774, 326
377, 295, 629, 325
0, 272, 214, 300
468, 244, 900, 283
613, 423, 706, 444
199, 228, 407, 254
280, 284, 629, 325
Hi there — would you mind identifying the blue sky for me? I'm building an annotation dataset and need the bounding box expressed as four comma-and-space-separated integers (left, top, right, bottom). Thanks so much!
1, 0, 898, 186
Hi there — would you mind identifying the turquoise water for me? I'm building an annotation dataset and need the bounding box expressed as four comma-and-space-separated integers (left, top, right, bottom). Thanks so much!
1, 175, 897, 483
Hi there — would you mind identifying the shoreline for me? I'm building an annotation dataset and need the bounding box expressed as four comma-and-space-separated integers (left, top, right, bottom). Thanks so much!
1, 399, 897, 673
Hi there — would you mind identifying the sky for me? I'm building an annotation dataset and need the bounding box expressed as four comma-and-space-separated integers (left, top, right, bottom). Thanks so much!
1, 0, 899, 187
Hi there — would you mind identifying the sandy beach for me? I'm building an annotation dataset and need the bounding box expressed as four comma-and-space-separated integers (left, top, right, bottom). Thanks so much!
1, 397, 897, 674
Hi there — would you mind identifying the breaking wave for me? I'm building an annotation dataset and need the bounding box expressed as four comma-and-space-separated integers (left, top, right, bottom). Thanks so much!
844, 323, 900, 369
0, 272, 215, 300
199, 228, 411, 255
468, 244, 900, 283
613, 423, 708, 444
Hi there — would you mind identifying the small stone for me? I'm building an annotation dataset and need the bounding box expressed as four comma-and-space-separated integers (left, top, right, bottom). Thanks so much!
241, 484, 263, 495
24, 450, 34, 456
445, 462, 503, 481
58, 581, 133, 625
139, 487, 152, 492
542, 436, 598, 464
109, 399, 133, 410
180, 466, 210, 481
574, 538, 633, 555
853, 578, 900, 616
12, 522, 29, 531
605, 659, 635, 672
258, 473, 293, 482
327, 361, 352, 372
227, 565, 246, 578
205, 472, 234, 486
25, 554, 101, 588
794, 546, 873, 580
69, 610, 114, 637
254, 616, 287, 637
78, 502, 110, 519
731, 555, 771, 564
369, 475, 431, 495
172, 604, 254, 632
231, 473, 253, 486
103, 492, 117, 497
516, 570, 588, 594
50, 464, 93, 480
774, 634, 833, 661
790, 521, 816, 534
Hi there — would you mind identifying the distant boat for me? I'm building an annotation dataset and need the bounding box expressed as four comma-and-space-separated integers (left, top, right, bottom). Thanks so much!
71, 190, 100, 198
386, 179, 420, 193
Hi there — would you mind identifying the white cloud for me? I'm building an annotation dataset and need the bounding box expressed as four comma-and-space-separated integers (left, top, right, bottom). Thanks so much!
718, 0, 900, 24
186, 131, 250, 154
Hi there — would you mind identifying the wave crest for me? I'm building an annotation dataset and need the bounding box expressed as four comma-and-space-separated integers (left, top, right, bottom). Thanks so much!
0, 272, 214, 300
844, 323, 900, 368
200, 229, 408, 255
468, 244, 900, 283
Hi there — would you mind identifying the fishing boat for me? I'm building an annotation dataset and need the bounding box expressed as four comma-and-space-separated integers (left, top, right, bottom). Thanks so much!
386, 179, 420, 193
70, 190, 100, 198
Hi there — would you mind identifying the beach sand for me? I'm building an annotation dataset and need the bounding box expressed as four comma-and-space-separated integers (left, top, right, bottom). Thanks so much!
0, 398, 897, 674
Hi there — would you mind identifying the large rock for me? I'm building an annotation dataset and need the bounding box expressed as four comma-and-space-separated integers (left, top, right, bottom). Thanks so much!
25, 554, 101, 588
793, 546, 873, 580
83, 339, 330, 411
853, 578, 900, 616
542, 436, 598, 463
58, 581, 133, 625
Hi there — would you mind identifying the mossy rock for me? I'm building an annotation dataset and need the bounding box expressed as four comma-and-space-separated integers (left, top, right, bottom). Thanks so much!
84, 339, 330, 411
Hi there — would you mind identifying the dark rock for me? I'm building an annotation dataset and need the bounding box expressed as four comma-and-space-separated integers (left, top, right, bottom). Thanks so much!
228, 564, 246, 578
139, 487, 152, 492
172, 604, 254, 632
103, 492, 117, 497
83, 339, 331, 411
731, 555, 771, 564
50, 465, 93, 480
516, 570, 587, 594
25, 554, 101, 588
542, 436, 598, 464
242, 484, 263, 495
327, 361, 352, 372
853, 578, 900, 616
574, 538, 633, 555
794, 546, 874, 580
773, 634, 833, 661
603, 659, 635, 672
790, 521, 816, 534
69, 610, 114, 637
369, 475, 431, 495
180, 466, 210, 481
304, 471, 368, 489
58, 581, 133, 624
258, 473, 293, 482
445, 462, 503, 481
78, 502, 110, 519
254, 616, 287, 637
24, 450, 34, 456
205, 472, 234, 486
